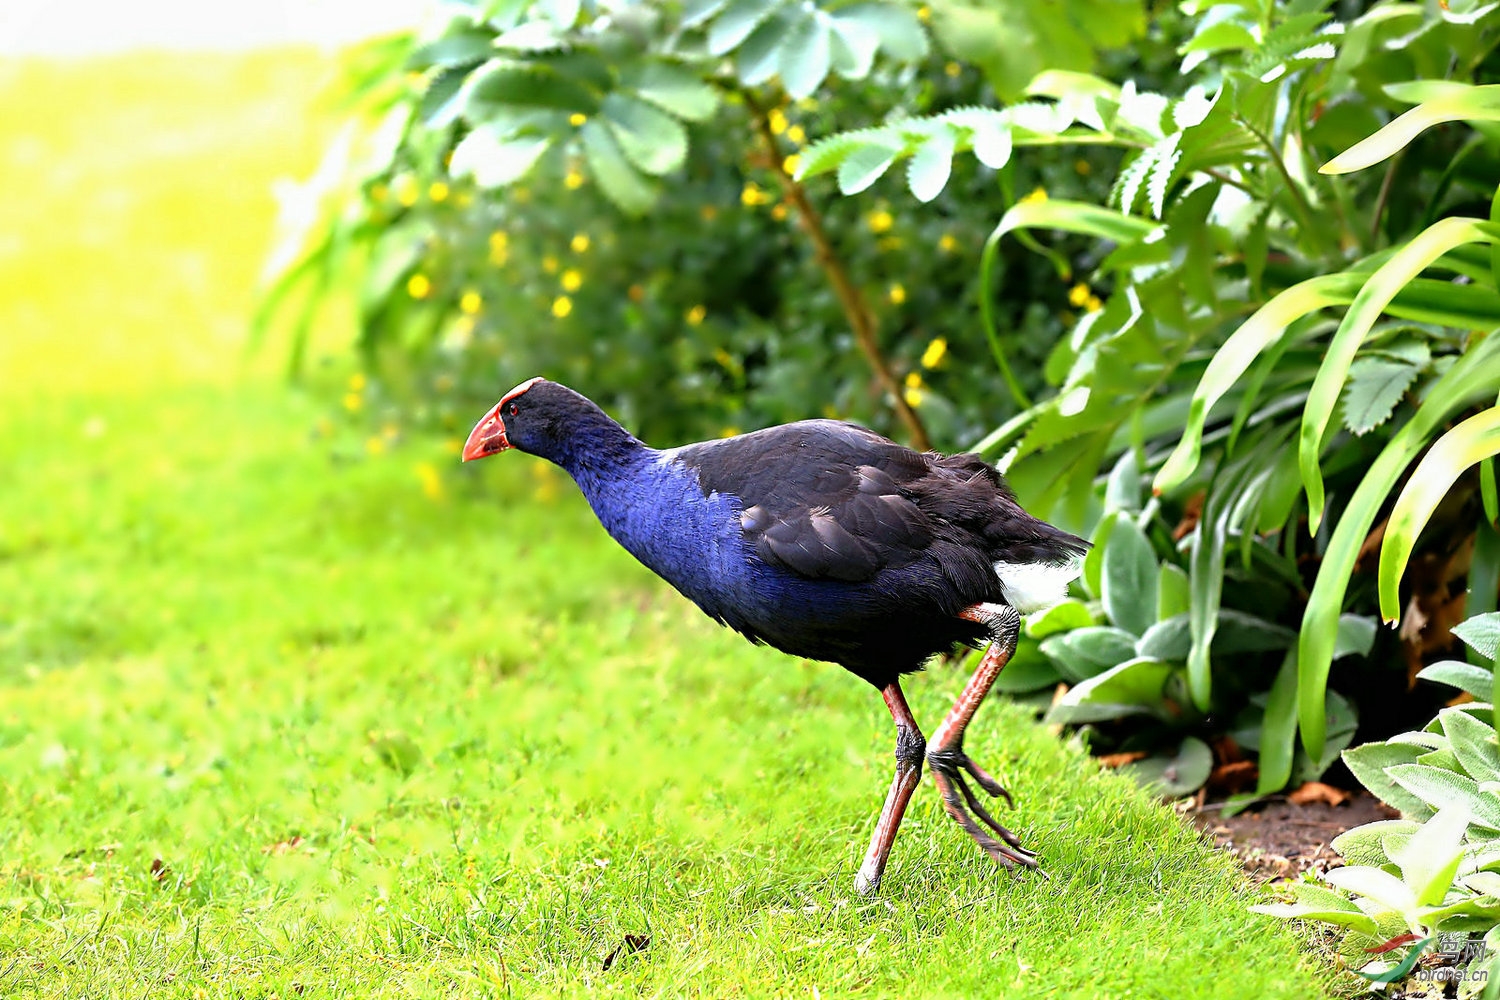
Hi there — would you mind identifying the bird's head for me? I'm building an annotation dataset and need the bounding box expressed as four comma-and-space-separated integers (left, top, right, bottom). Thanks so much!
462, 377, 611, 464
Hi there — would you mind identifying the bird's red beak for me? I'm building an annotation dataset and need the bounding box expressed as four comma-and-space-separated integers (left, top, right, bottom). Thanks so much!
461, 405, 510, 462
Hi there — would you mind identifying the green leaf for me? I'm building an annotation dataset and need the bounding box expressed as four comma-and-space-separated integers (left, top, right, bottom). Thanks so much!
623, 63, 719, 122
1105, 448, 1141, 514
1323, 865, 1417, 915
1187, 493, 1226, 712
1418, 660, 1494, 701
1153, 274, 1357, 494
682, 0, 733, 29
1333, 819, 1421, 867
1440, 707, 1500, 784
1388, 764, 1500, 829
1334, 614, 1378, 660
1342, 356, 1421, 436
1024, 599, 1095, 639
1380, 410, 1500, 621
1122, 736, 1213, 797
780, 12, 833, 100
464, 61, 600, 115
1455, 612, 1500, 662
1394, 803, 1469, 906
1256, 650, 1299, 796
836, 1, 928, 61
1344, 741, 1434, 817
579, 119, 655, 214
828, 12, 880, 78
1045, 656, 1175, 723
600, 93, 688, 176
1157, 563, 1190, 620
708, 0, 781, 55
735, 8, 794, 85
1300, 334, 1500, 760
1039, 625, 1138, 682
1101, 516, 1157, 637
447, 129, 550, 187
906, 126, 955, 203
836, 142, 901, 195
1323, 84, 1500, 174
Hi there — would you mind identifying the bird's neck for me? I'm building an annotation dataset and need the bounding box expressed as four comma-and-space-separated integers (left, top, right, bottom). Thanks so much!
544, 411, 656, 498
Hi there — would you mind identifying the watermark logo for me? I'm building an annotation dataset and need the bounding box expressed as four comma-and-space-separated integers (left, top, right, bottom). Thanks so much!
1357, 932, 1491, 986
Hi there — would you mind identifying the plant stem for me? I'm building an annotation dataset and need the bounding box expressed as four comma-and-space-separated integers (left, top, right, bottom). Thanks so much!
740, 88, 932, 451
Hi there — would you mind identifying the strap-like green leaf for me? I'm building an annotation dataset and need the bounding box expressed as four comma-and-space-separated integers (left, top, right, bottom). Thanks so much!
1380, 408, 1500, 621
1323, 84, 1500, 174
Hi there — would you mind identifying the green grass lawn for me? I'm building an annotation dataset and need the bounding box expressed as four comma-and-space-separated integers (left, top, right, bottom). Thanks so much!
0, 51, 1340, 999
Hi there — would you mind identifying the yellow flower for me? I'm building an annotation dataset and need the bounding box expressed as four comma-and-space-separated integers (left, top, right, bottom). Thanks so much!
428, 181, 449, 202
393, 174, 419, 207
1085, 294, 1103, 313
878, 235, 904, 253
938, 233, 958, 253
917, 5, 931, 21
783, 154, 801, 175
348, 372, 367, 392
628, 283, 645, 302
888, 282, 906, 305
552, 295, 573, 318
455, 191, 472, 207
921, 337, 948, 369
700, 205, 718, 221
719, 426, 741, 438
771, 204, 788, 221
489, 231, 509, 266
407, 273, 432, 299
343, 392, 362, 413
542, 256, 559, 274
686, 305, 706, 326
415, 462, 443, 501
564, 169, 584, 190
365, 436, 386, 456
560, 269, 583, 292
1074, 158, 1092, 176
944, 61, 961, 77
742, 182, 771, 206
569, 112, 586, 126
370, 182, 388, 203
570, 233, 590, 253
867, 209, 893, 234
904, 385, 924, 407
1020, 186, 1048, 205
449, 316, 475, 347
786, 124, 806, 144
460, 290, 482, 314
796, 97, 817, 112
768, 108, 788, 135
905, 371, 924, 389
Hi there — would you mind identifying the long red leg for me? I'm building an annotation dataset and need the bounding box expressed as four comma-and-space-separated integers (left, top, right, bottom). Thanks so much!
927, 604, 1039, 869
853, 682, 925, 895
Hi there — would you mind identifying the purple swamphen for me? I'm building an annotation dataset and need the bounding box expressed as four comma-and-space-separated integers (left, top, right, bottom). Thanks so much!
462, 378, 1088, 894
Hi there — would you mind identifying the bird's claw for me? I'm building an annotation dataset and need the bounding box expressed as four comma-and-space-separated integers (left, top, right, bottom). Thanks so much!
926, 745, 1038, 870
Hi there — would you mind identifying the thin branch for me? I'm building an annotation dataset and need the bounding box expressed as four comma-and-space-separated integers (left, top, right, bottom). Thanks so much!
739, 88, 932, 452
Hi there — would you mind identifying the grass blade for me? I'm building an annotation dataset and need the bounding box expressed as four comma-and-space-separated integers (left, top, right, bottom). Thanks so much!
1379, 406, 1500, 621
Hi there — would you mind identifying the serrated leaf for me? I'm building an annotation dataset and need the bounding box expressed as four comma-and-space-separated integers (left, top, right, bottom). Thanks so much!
624, 63, 719, 122
448, 129, 550, 187
600, 93, 688, 176
906, 127, 955, 202
1342, 356, 1420, 435
1146, 133, 1182, 219
836, 1, 928, 61
464, 62, 598, 114
777, 11, 832, 100
579, 119, 655, 214
1418, 660, 1494, 701
420, 64, 474, 127
708, 0, 781, 55
836, 142, 900, 194
540, 0, 580, 27
409, 29, 494, 70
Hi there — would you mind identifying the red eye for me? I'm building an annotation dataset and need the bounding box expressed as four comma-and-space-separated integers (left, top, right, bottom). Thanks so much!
508, 402, 519, 417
